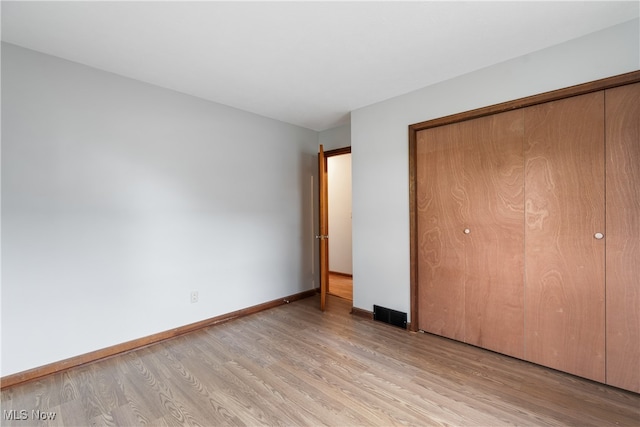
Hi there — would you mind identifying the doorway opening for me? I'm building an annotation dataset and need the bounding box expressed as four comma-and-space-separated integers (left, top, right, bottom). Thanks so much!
324, 147, 353, 302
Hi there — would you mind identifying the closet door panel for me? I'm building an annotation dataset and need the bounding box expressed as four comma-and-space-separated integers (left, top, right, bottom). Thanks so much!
605, 82, 640, 393
416, 125, 466, 341
464, 110, 525, 358
524, 92, 606, 382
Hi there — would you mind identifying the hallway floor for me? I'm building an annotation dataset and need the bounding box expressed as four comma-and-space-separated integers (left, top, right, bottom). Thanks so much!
328, 272, 352, 301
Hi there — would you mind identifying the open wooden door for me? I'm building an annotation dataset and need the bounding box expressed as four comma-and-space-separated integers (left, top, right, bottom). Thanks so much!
318, 145, 329, 311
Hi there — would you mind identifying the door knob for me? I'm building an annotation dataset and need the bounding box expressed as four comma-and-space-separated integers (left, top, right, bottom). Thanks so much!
594, 232, 604, 240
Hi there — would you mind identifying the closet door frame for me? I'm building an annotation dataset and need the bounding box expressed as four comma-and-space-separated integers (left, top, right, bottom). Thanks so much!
408, 70, 640, 334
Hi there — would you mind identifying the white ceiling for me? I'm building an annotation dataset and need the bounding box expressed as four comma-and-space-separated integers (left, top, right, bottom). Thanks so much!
2, 1, 638, 131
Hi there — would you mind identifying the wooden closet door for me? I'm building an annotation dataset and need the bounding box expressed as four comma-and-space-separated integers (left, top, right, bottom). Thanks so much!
605, 82, 640, 393
464, 110, 525, 359
524, 91, 606, 382
416, 124, 466, 341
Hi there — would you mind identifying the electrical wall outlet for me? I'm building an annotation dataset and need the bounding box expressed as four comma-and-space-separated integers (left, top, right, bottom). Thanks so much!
190, 291, 199, 303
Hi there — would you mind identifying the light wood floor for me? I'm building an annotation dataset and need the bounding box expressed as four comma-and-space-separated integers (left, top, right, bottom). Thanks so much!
328, 272, 352, 301
2, 295, 639, 426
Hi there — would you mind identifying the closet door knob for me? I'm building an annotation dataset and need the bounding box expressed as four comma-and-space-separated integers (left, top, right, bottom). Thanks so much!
463, 228, 471, 234
594, 232, 604, 240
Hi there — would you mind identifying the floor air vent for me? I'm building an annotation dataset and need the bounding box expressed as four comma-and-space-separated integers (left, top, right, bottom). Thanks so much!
373, 305, 407, 329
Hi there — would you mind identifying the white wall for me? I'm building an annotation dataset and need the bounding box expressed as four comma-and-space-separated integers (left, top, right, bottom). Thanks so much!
1, 43, 319, 376
319, 123, 350, 151
351, 19, 640, 318
328, 154, 352, 275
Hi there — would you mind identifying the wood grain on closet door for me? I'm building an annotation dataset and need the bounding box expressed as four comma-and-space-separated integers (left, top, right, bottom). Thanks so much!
605, 82, 640, 393
464, 110, 525, 359
416, 124, 466, 341
524, 91, 605, 383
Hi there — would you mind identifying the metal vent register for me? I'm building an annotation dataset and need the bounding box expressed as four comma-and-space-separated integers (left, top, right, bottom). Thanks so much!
373, 305, 407, 329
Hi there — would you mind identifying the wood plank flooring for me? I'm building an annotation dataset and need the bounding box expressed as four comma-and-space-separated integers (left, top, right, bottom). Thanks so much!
328, 272, 352, 301
2, 294, 639, 426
